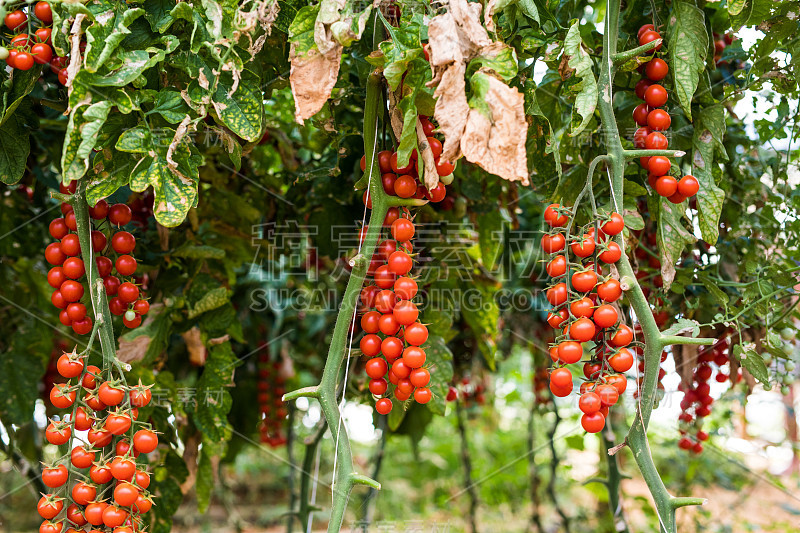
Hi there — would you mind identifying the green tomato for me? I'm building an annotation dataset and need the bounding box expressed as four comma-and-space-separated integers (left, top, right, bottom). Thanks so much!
781, 385, 790, 395
124, 310, 136, 322
785, 360, 796, 372
439, 173, 454, 185
780, 327, 796, 341
453, 196, 467, 218
782, 342, 794, 356
0, 47, 8, 61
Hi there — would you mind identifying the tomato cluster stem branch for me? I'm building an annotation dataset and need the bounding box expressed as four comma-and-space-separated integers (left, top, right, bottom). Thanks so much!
612, 39, 662, 66
283, 72, 385, 533
597, 2, 704, 531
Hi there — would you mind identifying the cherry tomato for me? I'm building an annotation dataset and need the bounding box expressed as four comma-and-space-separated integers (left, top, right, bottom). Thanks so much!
108, 203, 132, 226
550, 368, 572, 388
632, 103, 651, 126
546, 255, 567, 277
71, 482, 96, 506
581, 412, 605, 433
570, 234, 595, 257
114, 482, 140, 507
404, 322, 428, 346
380, 336, 404, 360
414, 387, 432, 404
571, 270, 598, 292
677, 175, 699, 197
648, 156, 672, 177
579, 392, 602, 414
31, 42, 52, 64
644, 84, 668, 107
655, 175, 678, 197
593, 304, 619, 328
393, 276, 417, 300
647, 109, 671, 131
369, 378, 388, 395
637, 24, 655, 40
609, 348, 634, 372
14, 51, 34, 70
544, 203, 569, 227
645, 58, 668, 81
541, 233, 566, 253
4, 10, 27, 31
401, 346, 426, 368
639, 30, 662, 51
570, 317, 596, 342
635, 78, 652, 100
545, 283, 567, 306
34, 2, 53, 24
98, 381, 125, 406
48, 267, 67, 290
359, 334, 382, 357
42, 464, 68, 488
375, 398, 392, 414
644, 131, 668, 150
595, 281, 621, 305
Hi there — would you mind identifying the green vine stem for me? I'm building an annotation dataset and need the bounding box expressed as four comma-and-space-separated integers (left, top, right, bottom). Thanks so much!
597, 2, 710, 531
282, 72, 386, 532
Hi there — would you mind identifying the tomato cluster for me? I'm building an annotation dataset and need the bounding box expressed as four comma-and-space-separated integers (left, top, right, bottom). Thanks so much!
257, 354, 288, 447
713, 32, 736, 67
0, 3, 68, 84
359, 115, 453, 206
40, 348, 156, 533
542, 205, 632, 433
443, 375, 490, 408
358, 213, 433, 415
676, 337, 740, 453
532, 366, 553, 406
632, 24, 699, 203
46, 183, 150, 334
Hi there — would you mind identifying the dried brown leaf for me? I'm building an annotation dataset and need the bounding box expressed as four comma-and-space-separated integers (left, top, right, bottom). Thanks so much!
433, 63, 469, 162
289, 44, 342, 124
461, 76, 529, 184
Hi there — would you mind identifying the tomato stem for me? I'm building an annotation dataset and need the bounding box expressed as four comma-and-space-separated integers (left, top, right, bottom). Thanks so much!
282, 71, 385, 532
598, 2, 709, 531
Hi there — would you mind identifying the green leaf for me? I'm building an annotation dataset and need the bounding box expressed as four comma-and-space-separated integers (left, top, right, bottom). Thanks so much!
461, 279, 500, 369
194, 341, 239, 443
468, 45, 518, 83
697, 273, 729, 306
173, 244, 227, 259
423, 335, 454, 416
86, 151, 137, 204
477, 210, 506, 270
655, 198, 696, 290
195, 447, 213, 513
563, 21, 597, 136
288, 5, 320, 56
378, 16, 424, 90
661, 318, 701, 337
63, 101, 114, 183
666, 1, 708, 121
84, 6, 146, 73
0, 338, 48, 425
736, 348, 770, 386
395, 92, 419, 169
0, 105, 32, 185
0, 67, 42, 128
152, 90, 189, 124
212, 70, 264, 142
188, 287, 230, 319
692, 105, 726, 244
116, 126, 151, 153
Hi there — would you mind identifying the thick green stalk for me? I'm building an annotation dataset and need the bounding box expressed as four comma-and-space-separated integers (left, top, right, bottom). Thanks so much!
283, 73, 387, 532
597, 2, 710, 531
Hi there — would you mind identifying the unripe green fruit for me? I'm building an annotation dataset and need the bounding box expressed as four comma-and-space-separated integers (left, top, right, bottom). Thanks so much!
124, 310, 136, 322
0, 47, 8, 60
439, 173, 454, 185
780, 327, 796, 341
